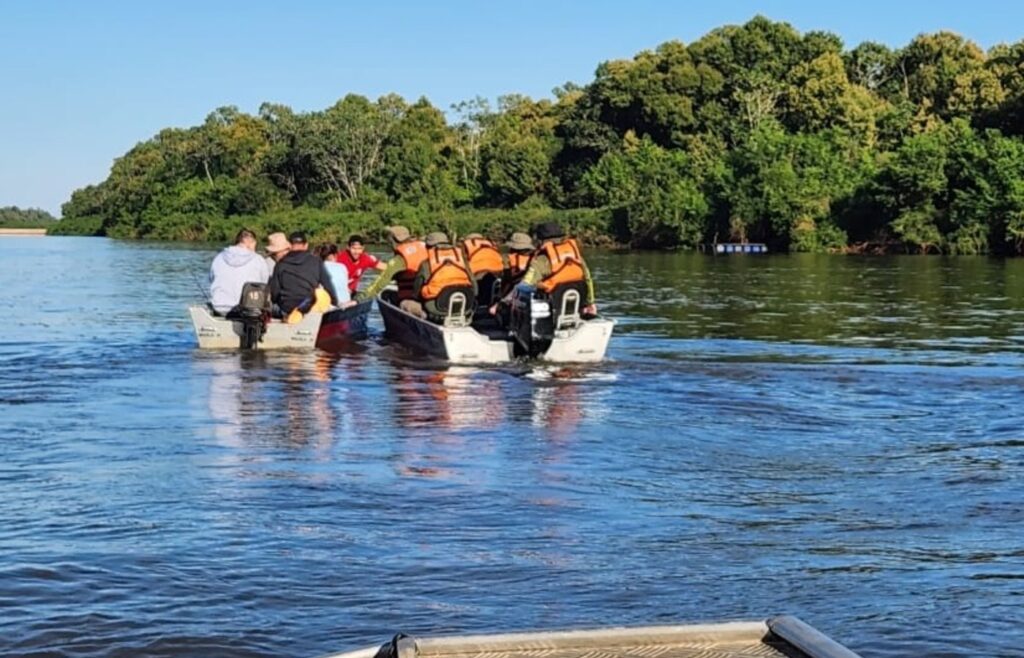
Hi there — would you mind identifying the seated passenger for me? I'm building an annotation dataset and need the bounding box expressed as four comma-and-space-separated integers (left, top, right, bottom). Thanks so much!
338, 234, 387, 295
461, 232, 504, 307
268, 231, 340, 316
405, 231, 477, 322
354, 226, 427, 304
499, 231, 534, 297
209, 229, 271, 316
490, 221, 597, 318
263, 231, 290, 273
315, 243, 352, 304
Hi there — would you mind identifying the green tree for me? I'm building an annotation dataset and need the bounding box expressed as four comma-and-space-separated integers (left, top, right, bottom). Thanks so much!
0, 206, 57, 227
479, 95, 562, 206
582, 133, 709, 247
897, 32, 988, 119
305, 94, 403, 203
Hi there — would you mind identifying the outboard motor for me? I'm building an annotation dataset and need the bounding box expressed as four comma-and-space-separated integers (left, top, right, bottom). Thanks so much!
509, 284, 554, 357
235, 282, 271, 349
509, 282, 587, 358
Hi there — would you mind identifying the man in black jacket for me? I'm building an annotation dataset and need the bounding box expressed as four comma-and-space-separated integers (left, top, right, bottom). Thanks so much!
268, 231, 340, 315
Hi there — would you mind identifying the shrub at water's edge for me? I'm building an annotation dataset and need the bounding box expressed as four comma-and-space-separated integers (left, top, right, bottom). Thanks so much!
1, 206, 57, 230
56, 17, 1024, 254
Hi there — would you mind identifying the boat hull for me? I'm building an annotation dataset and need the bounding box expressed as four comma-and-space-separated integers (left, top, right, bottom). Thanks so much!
377, 296, 614, 364
316, 299, 373, 352
541, 317, 615, 363
377, 296, 513, 363
189, 305, 322, 350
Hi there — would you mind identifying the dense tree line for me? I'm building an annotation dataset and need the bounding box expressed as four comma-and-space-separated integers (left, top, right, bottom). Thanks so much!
1, 207, 56, 228
57, 17, 1024, 254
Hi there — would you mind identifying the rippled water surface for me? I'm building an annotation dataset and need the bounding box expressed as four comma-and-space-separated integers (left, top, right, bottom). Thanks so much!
2, 237, 1022, 658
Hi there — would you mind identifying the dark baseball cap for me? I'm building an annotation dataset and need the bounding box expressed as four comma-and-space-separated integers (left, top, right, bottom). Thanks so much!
288, 231, 308, 244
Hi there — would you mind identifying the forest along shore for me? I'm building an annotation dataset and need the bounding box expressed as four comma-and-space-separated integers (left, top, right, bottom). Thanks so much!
51, 17, 1024, 256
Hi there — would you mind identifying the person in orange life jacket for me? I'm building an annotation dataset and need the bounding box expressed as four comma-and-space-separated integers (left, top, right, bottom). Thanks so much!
461, 232, 504, 306
404, 231, 477, 321
498, 231, 534, 297
267, 231, 340, 316
489, 221, 597, 316
354, 226, 427, 302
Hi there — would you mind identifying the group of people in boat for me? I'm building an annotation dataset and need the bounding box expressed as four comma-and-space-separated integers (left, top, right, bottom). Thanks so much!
208, 221, 597, 326
353, 221, 598, 325
209, 230, 383, 320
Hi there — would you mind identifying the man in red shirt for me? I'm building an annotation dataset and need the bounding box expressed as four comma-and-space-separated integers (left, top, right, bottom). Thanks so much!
337, 234, 387, 294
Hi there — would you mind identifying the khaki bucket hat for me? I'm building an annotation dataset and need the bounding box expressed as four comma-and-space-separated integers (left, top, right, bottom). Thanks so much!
386, 225, 411, 243
265, 232, 290, 254
425, 231, 449, 248
505, 232, 534, 251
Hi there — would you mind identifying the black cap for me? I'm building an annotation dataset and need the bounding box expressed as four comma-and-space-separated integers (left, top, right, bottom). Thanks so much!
288, 231, 308, 244
533, 221, 565, 241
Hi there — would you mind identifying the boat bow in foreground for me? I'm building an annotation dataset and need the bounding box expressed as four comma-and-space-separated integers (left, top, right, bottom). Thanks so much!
315, 616, 862, 658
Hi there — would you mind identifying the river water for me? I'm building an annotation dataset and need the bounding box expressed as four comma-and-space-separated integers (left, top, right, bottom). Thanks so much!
1, 237, 1021, 658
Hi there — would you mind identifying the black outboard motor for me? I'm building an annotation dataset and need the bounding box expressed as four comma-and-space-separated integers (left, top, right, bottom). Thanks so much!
509, 284, 554, 358
509, 282, 587, 358
235, 282, 271, 349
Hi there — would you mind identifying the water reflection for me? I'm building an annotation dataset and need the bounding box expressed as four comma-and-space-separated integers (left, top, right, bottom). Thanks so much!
598, 252, 1024, 354
390, 365, 506, 431
201, 350, 364, 454
524, 366, 589, 440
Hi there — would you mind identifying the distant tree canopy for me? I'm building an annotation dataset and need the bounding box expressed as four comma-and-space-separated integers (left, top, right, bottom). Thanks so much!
58, 16, 1024, 254
0, 206, 57, 228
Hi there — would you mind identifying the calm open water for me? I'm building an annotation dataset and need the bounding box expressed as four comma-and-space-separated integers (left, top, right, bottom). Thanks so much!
1, 237, 1022, 658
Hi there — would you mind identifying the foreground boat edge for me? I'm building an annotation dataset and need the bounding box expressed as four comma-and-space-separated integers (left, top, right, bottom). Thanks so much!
313, 616, 862, 658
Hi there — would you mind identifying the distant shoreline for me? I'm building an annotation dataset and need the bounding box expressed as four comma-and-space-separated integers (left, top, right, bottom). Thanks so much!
0, 228, 47, 236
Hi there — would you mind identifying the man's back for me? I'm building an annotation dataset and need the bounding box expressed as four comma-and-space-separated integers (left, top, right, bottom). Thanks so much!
210, 245, 270, 314
269, 250, 336, 313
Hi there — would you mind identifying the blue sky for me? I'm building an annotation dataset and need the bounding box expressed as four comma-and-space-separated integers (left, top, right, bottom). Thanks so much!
3, 0, 1024, 216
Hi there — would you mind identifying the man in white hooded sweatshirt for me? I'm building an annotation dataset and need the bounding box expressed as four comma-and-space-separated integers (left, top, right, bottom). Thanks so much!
209, 229, 271, 315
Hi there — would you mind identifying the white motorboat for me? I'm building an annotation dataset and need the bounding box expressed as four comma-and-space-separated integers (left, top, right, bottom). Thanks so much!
377, 284, 614, 364
189, 305, 323, 350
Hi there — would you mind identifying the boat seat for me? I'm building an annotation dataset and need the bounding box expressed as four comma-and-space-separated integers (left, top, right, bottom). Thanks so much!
548, 281, 586, 330
433, 285, 476, 327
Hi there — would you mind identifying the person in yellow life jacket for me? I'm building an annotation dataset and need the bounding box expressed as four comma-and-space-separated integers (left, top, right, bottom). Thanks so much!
354, 225, 427, 303
461, 232, 504, 307
499, 231, 534, 297
489, 221, 597, 316
404, 232, 478, 322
